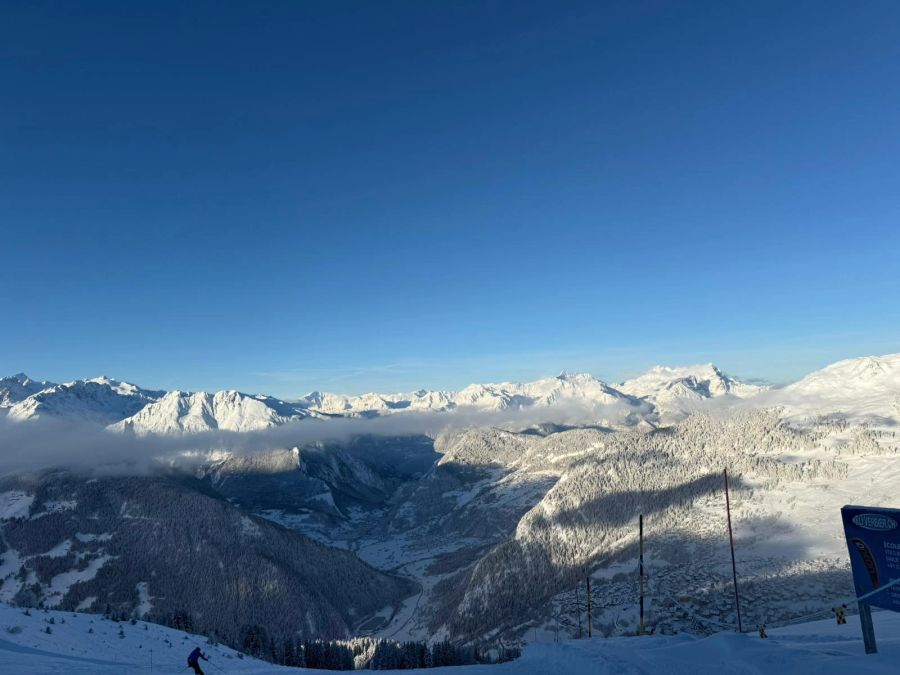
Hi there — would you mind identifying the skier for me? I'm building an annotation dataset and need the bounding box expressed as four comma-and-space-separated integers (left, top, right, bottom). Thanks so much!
187, 646, 209, 674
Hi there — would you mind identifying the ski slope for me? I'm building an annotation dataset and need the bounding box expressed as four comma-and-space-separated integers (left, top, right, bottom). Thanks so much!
1, 602, 899, 673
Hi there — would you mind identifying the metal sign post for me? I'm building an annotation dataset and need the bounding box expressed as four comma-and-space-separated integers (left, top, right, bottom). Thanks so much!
841, 505, 900, 655
858, 602, 877, 654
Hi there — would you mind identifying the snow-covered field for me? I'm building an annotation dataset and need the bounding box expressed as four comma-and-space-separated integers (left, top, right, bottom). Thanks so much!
0, 602, 898, 674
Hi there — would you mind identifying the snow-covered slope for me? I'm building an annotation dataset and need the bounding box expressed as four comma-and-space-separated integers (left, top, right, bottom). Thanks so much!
619, 364, 765, 414
1, 601, 898, 674
110, 389, 308, 434
6, 377, 164, 425
0, 473, 414, 646
0, 601, 283, 674
0, 373, 55, 409
769, 353, 900, 420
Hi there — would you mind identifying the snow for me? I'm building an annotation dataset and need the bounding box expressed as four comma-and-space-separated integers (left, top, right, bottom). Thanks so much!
2, 353, 900, 656
135, 582, 152, 618
0, 602, 899, 673
0, 547, 24, 602
0, 374, 55, 408
298, 372, 640, 418
767, 353, 900, 421
74, 596, 96, 611
44, 555, 113, 608
41, 540, 72, 559
618, 364, 766, 421
0, 601, 282, 673
30, 500, 77, 520
1, 354, 894, 432
74, 532, 113, 543
0, 491, 34, 519
621, 363, 764, 399
5, 378, 164, 425
240, 516, 262, 538
110, 389, 308, 435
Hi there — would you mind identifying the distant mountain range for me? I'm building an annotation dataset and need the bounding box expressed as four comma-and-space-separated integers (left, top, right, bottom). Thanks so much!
4, 354, 899, 433
0, 360, 770, 432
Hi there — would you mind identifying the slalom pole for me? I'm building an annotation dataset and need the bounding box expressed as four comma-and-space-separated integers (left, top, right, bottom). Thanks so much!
724, 468, 743, 633
586, 576, 592, 638
575, 579, 582, 638
639, 514, 645, 636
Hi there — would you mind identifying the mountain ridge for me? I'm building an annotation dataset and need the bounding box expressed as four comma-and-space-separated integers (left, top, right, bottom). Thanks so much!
4, 352, 899, 431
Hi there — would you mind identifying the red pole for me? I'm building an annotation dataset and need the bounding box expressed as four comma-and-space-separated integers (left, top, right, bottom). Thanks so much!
724, 468, 743, 632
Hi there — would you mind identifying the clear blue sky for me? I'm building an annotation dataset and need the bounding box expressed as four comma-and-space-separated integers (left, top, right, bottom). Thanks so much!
2, 0, 899, 397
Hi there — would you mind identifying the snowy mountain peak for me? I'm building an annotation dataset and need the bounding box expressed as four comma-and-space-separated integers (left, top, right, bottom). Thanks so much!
81, 376, 150, 397
297, 371, 633, 418
618, 363, 765, 412
110, 388, 308, 435
8, 353, 900, 432
6, 377, 164, 425
771, 353, 900, 419
794, 353, 900, 384
0, 373, 56, 408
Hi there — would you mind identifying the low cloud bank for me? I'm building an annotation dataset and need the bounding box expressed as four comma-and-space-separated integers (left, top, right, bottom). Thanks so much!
0, 399, 649, 475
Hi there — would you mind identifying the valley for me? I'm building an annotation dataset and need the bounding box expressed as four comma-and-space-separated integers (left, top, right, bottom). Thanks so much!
1, 355, 899, 654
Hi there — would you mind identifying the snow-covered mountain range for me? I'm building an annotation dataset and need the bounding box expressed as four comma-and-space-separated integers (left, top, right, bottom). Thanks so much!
0, 373, 56, 408
2, 352, 900, 657
4, 353, 900, 432
2, 376, 164, 426
300, 372, 640, 417
1, 361, 772, 431
618, 363, 765, 407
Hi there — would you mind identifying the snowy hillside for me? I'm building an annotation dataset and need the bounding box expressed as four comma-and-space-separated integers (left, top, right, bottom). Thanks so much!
768, 353, 900, 421
1, 601, 899, 674
5, 377, 164, 425
0, 473, 415, 648
110, 389, 309, 435
0, 601, 282, 674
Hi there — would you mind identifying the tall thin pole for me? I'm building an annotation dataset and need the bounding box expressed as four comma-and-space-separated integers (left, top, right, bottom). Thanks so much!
639, 514, 645, 635
724, 468, 742, 633
586, 576, 592, 637
575, 579, 582, 638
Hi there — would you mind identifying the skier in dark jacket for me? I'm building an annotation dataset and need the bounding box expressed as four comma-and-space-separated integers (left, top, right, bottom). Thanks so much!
187, 647, 209, 674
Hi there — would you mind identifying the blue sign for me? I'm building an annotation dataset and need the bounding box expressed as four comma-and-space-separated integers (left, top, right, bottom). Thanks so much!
842, 505, 900, 612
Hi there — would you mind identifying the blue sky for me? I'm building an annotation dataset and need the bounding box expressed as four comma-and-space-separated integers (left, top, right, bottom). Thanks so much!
2, 0, 899, 397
